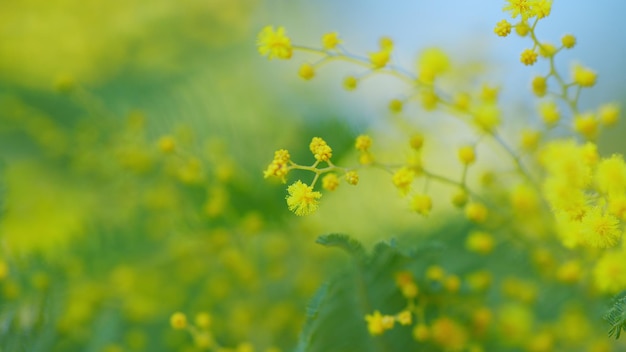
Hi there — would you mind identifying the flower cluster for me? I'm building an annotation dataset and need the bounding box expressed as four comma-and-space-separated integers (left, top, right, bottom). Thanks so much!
258, 0, 626, 347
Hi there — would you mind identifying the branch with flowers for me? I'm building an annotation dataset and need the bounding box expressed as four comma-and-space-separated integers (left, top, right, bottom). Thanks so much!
254, 0, 626, 349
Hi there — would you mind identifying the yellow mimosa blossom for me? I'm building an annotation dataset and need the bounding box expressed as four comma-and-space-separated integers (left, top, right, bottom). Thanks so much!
298, 63, 315, 80
413, 323, 430, 341
561, 34, 576, 48
365, 310, 394, 336
465, 202, 488, 223
572, 64, 597, 87
170, 312, 187, 330
418, 47, 450, 83
309, 137, 332, 162
396, 310, 412, 326
322, 173, 339, 191
257, 26, 293, 60
264, 149, 291, 182
573, 113, 599, 140
503, 0, 532, 19
286, 181, 321, 216
494, 19, 512, 37
388, 99, 403, 113
595, 154, 626, 195
598, 103, 620, 126
411, 194, 432, 215
355, 135, 372, 151
343, 76, 358, 90
538, 101, 560, 126
531, 76, 547, 97
431, 317, 468, 351
466, 231, 495, 255
579, 207, 621, 248
458, 146, 476, 165
593, 251, 626, 294
345, 170, 359, 185
321, 32, 341, 50
520, 49, 538, 65
392, 167, 415, 195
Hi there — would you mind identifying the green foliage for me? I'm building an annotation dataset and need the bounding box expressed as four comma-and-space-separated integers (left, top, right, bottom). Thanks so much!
297, 235, 416, 352
606, 293, 626, 339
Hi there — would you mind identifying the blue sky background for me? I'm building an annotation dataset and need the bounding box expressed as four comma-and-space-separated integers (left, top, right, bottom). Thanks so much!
255, 0, 626, 151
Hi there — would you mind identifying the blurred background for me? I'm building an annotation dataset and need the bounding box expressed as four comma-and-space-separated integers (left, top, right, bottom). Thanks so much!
1, 0, 625, 351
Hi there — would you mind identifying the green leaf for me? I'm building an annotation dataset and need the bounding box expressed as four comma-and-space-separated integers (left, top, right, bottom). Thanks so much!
605, 293, 626, 339
296, 236, 416, 352
315, 234, 366, 262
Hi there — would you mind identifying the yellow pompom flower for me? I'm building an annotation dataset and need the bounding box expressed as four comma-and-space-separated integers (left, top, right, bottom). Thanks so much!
298, 63, 315, 80
388, 99, 403, 113
257, 25, 293, 60
538, 101, 560, 126
421, 90, 438, 110
465, 202, 488, 223
309, 137, 332, 162
520, 49, 538, 66
598, 103, 620, 126
379, 36, 394, 51
322, 32, 341, 50
264, 149, 291, 182
195, 312, 212, 329
515, 22, 530, 36
158, 136, 176, 153
503, 0, 532, 19
286, 180, 322, 216
343, 76, 358, 91
594, 251, 626, 294
561, 34, 576, 49
556, 260, 582, 284
497, 304, 534, 344
365, 311, 394, 336
520, 129, 541, 151
444, 275, 461, 293
511, 184, 539, 214
410, 134, 425, 150
466, 231, 494, 255
452, 189, 469, 208
458, 146, 476, 165
411, 194, 433, 215
396, 310, 412, 326
426, 265, 446, 281
345, 170, 359, 185
532, 0, 552, 19
418, 47, 451, 83
413, 323, 430, 342
480, 84, 499, 103
609, 195, 626, 220
395, 271, 419, 298
572, 64, 597, 87
430, 317, 468, 351
494, 19, 512, 37
170, 312, 188, 330
531, 76, 547, 97
454, 92, 471, 111
322, 173, 340, 191
472, 103, 501, 132
369, 50, 391, 69
392, 167, 416, 195
595, 155, 626, 195
573, 113, 598, 140
538, 42, 557, 58
355, 135, 372, 152
579, 207, 621, 248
